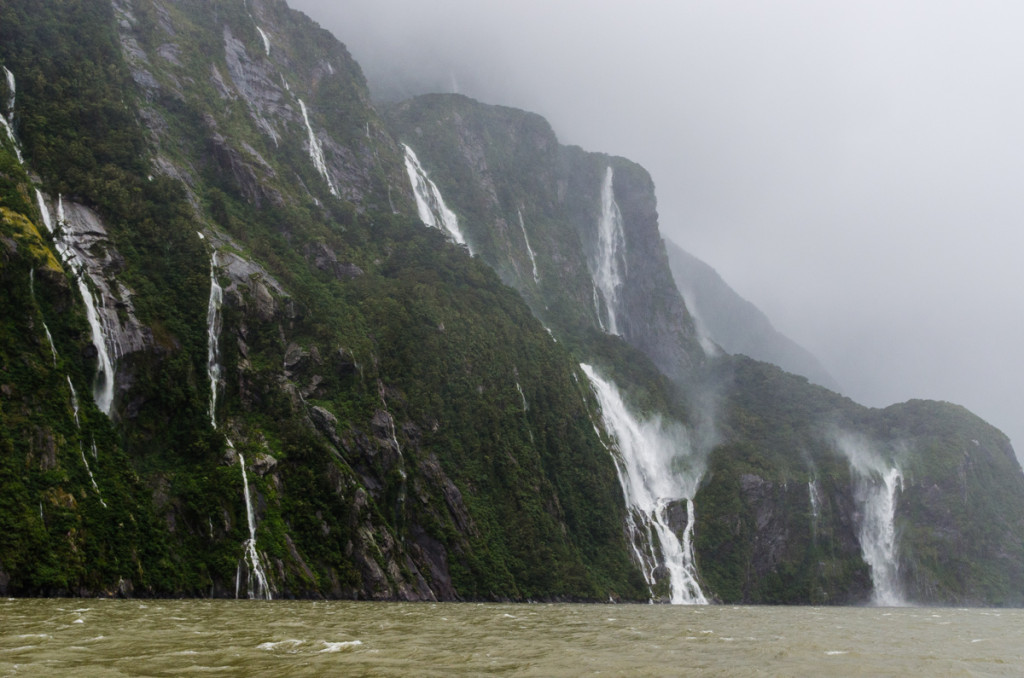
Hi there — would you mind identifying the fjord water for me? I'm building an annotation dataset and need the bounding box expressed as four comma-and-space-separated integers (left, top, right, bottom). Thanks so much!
1, 601, 1020, 677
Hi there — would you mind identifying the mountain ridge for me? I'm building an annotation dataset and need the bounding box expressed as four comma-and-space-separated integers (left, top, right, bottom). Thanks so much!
0, 0, 1021, 605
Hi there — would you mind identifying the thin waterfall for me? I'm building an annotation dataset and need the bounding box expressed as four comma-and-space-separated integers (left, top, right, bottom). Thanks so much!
67, 377, 106, 507
29, 270, 59, 366
255, 26, 271, 56
517, 210, 540, 283
206, 253, 224, 428
3, 66, 13, 114
808, 479, 821, 522
1, 67, 23, 165
377, 382, 408, 525
581, 364, 707, 604
401, 144, 470, 251
297, 99, 338, 196
237, 450, 272, 600
592, 167, 626, 335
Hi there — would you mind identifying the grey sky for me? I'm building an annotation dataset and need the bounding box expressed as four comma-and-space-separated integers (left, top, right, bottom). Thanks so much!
289, 0, 1024, 456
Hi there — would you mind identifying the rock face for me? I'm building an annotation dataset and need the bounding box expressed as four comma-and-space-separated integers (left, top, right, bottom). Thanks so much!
0, 0, 1022, 606
386, 95, 704, 382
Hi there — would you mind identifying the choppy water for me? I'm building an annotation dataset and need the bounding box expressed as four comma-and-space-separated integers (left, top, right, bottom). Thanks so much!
0, 600, 1020, 676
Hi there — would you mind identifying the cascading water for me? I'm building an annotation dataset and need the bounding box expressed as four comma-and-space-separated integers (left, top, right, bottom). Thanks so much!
297, 99, 338, 197
52, 197, 117, 415
206, 253, 224, 428
856, 467, 904, 606
835, 433, 906, 606
3, 66, 13, 113
66, 376, 107, 507
255, 26, 271, 56
581, 364, 707, 604
237, 450, 272, 600
517, 210, 539, 283
1, 67, 23, 165
592, 167, 627, 335
29, 270, 59, 367
402, 144, 470, 251
808, 479, 821, 522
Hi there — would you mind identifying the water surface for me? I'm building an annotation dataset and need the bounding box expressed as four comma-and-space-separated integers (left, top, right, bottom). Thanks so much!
1, 600, 1020, 676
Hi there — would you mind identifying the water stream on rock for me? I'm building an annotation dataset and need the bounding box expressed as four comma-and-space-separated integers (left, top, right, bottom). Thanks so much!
581, 364, 707, 604
402, 144, 470, 251
297, 99, 337, 197
592, 167, 626, 336
517, 210, 540, 283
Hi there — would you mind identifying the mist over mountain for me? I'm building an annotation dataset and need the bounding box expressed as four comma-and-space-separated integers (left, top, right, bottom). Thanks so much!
664, 239, 839, 391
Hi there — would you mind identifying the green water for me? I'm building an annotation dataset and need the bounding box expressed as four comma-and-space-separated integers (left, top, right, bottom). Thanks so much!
1, 600, 1020, 676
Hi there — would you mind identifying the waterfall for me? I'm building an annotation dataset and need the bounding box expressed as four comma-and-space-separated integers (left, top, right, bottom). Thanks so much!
581, 364, 707, 604
237, 450, 272, 600
808, 479, 821, 522
35, 190, 53, 233
515, 381, 528, 412
517, 210, 540, 283
401, 144, 470, 251
206, 253, 224, 428
1, 67, 23, 163
834, 432, 905, 606
79, 441, 107, 508
856, 467, 904, 606
68, 376, 80, 427
297, 99, 338, 197
3, 66, 13, 114
592, 167, 627, 335
29, 270, 59, 366
255, 26, 271, 56
43, 196, 117, 415
377, 383, 408, 526
66, 377, 106, 507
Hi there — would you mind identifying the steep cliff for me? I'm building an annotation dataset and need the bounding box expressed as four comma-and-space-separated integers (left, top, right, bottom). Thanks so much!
385, 93, 1024, 606
0, 0, 644, 601
1, 0, 1022, 606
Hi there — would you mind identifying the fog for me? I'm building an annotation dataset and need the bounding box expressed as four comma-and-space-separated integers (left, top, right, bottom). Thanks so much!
288, 0, 1024, 458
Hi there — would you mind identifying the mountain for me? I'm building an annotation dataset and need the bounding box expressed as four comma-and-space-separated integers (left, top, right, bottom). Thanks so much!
664, 239, 840, 390
1, 0, 1022, 605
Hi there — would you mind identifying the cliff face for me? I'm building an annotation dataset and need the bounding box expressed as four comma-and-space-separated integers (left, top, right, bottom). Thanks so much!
0, 0, 644, 601
1, 0, 1023, 605
385, 94, 1024, 605
386, 95, 704, 383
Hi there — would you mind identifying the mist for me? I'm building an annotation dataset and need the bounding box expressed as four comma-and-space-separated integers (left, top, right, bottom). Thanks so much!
289, 0, 1024, 458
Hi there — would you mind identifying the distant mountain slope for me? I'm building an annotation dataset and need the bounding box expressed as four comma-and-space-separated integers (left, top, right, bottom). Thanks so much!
665, 239, 840, 391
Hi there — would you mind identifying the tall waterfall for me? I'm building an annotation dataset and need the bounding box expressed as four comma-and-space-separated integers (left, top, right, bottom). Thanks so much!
835, 433, 905, 606
856, 467, 904, 606
50, 197, 117, 415
3, 66, 13, 114
1, 67, 23, 164
517, 210, 540, 283
297, 99, 338, 197
206, 253, 224, 428
237, 450, 272, 600
402, 144, 470, 251
29, 270, 59, 367
581, 364, 707, 604
592, 167, 627, 335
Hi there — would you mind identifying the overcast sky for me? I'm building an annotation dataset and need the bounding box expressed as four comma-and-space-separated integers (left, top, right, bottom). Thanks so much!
289, 0, 1024, 456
